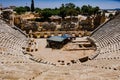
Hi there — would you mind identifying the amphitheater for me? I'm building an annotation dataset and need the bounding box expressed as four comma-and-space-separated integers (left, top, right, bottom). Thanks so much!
0, 13, 120, 80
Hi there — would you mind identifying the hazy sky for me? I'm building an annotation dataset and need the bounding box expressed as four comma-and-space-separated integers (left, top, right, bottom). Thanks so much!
0, 0, 120, 9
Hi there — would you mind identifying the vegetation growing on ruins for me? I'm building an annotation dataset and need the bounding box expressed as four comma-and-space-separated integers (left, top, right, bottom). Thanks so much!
14, 3, 100, 19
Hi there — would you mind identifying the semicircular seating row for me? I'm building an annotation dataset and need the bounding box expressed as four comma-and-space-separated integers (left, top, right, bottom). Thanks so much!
1, 13, 120, 80
83, 14, 120, 72
0, 19, 54, 80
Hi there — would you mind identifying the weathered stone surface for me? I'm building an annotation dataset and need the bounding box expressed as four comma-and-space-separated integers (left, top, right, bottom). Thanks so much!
0, 13, 120, 80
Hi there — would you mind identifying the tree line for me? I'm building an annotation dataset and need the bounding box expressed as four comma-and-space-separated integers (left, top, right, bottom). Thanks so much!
14, 3, 100, 20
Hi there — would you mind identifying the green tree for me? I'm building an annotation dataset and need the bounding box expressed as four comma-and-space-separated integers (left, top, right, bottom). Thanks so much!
59, 4, 66, 19
76, 7, 81, 14
60, 9, 66, 19
35, 8, 41, 13
31, 0, 35, 12
93, 6, 100, 14
87, 5, 93, 15
65, 3, 75, 9
14, 7, 26, 14
81, 5, 89, 15
25, 6, 30, 11
41, 8, 52, 21
59, 3, 79, 19
81, 5, 100, 16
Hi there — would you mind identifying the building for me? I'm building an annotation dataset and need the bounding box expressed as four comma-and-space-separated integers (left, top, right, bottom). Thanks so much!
47, 34, 72, 49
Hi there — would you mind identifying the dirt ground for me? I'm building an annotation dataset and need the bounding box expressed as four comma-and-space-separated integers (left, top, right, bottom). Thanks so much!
31, 38, 95, 65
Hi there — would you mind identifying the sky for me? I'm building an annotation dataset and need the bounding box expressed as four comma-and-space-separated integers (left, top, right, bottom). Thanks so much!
0, 0, 120, 9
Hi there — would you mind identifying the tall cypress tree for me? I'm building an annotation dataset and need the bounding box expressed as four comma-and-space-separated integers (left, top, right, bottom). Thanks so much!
31, 0, 34, 12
